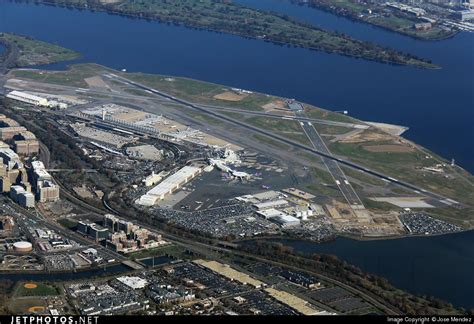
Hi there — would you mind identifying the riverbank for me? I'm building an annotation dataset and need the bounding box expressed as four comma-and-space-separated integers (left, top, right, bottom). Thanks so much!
0, 32, 80, 68
293, 0, 459, 41
246, 230, 474, 309
18, 0, 438, 69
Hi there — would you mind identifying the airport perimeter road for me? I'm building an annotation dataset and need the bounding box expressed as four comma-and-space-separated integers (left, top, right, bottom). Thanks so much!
296, 112, 364, 209
101, 73, 456, 206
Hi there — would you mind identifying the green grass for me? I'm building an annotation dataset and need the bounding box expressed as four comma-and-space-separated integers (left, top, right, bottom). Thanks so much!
304, 106, 361, 124
241, 115, 313, 146
0, 32, 80, 66
122, 72, 272, 111
424, 206, 474, 228
328, 137, 474, 208
183, 110, 221, 126
15, 283, 59, 297
340, 166, 386, 186
363, 198, 400, 212
131, 244, 185, 260
58, 218, 78, 230
304, 167, 344, 198
252, 134, 290, 150
10, 64, 108, 88
313, 123, 353, 135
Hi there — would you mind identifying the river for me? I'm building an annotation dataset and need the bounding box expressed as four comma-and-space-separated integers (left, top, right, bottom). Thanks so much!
0, 0, 472, 172
0, 0, 472, 309
261, 230, 474, 309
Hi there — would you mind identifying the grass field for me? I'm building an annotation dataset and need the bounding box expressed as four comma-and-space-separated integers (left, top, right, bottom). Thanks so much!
0, 32, 80, 66
131, 244, 185, 260
329, 139, 474, 206
122, 72, 272, 111
15, 282, 59, 297
10, 64, 108, 88
58, 218, 78, 230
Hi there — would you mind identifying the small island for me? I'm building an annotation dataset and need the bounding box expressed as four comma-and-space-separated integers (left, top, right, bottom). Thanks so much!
21, 0, 438, 68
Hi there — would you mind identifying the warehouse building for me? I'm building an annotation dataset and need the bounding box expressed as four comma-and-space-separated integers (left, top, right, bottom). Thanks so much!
271, 214, 300, 228
116, 276, 148, 290
253, 199, 289, 210
6, 90, 50, 107
137, 166, 202, 206
142, 171, 168, 187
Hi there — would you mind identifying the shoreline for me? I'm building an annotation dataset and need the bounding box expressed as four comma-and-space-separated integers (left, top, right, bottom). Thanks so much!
292, 0, 460, 42
18, 0, 438, 69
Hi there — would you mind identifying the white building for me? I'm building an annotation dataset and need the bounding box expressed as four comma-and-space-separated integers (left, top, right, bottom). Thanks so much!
6, 91, 49, 107
137, 166, 201, 206
18, 192, 35, 208
0, 148, 22, 169
253, 199, 289, 210
256, 208, 288, 220
116, 276, 148, 290
143, 171, 165, 187
271, 214, 300, 228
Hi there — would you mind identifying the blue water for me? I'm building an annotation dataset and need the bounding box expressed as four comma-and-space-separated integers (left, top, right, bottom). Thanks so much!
270, 230, 474, 309
0, 0, 472, 172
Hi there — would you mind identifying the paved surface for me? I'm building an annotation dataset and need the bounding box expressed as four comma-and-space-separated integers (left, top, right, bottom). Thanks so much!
296, 111, 364, 209
1, 72, 459, 208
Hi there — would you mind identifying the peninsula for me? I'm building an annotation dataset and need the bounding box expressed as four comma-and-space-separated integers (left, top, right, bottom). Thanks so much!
0, 33, 80, 69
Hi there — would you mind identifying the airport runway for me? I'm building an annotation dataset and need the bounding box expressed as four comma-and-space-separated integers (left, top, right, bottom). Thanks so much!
296, 111, 364, 208
10, 72, 454, 207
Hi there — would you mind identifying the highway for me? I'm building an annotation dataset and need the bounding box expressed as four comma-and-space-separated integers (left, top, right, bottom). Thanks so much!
99, 194, 399, 315
297, 114, 364, 208
1, 196, 124, 262
104, 73, 456, 206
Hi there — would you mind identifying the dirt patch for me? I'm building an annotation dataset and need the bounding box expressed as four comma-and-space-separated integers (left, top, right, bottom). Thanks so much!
340, 130, 395, 144
363, 144, 414, 153
84, 76, 108, 89
213, 91, 248, 102
27, 306, 45, 313
262, 100, 287, 112
24, 283, 37, 289
73, 186, 94, 199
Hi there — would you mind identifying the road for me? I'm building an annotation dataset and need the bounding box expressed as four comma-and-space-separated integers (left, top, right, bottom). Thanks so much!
100, 194, 399, 315
2, 197, 124, 262
297, 112, 364, 209
0, 39, 19, 75
104, 73, 456, 206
